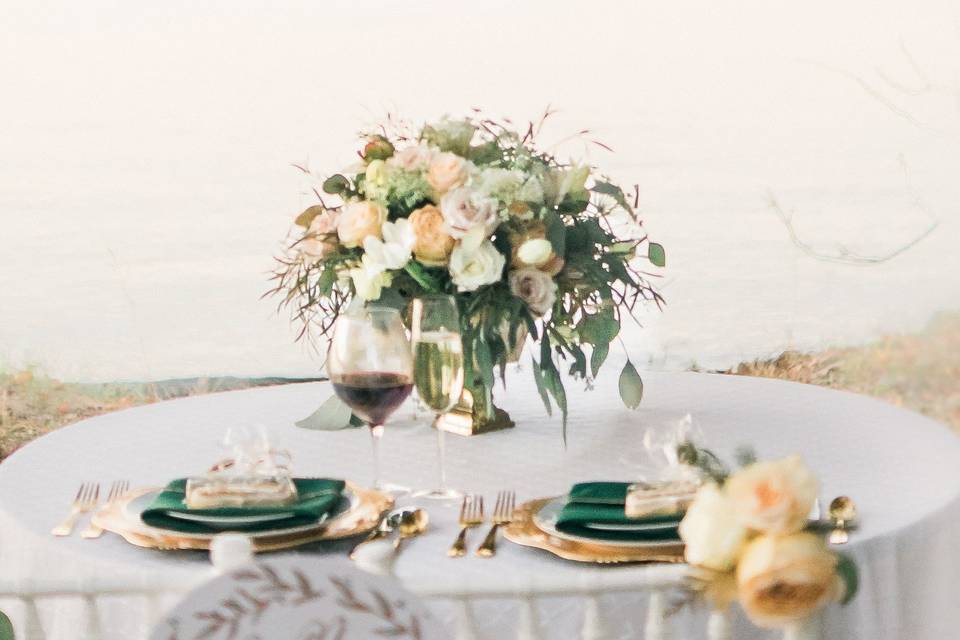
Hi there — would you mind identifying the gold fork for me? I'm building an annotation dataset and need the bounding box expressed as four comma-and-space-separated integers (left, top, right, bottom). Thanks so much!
51, 483, 99, 537
475, 490, 514, 557
448, 494, 484, 557
81, 480, 130, 539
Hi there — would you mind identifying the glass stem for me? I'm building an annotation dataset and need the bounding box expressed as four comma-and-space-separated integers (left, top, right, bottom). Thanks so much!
369, 423, 384, 491
436, 418, 447, 491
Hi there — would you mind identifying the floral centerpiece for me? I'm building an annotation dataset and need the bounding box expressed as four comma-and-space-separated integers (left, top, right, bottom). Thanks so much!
677, 447, 858, 630
271, 112, 665, 439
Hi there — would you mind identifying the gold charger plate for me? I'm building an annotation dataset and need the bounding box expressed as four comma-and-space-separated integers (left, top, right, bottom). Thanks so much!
503, 497, 686, 564
92, 482, 393, 552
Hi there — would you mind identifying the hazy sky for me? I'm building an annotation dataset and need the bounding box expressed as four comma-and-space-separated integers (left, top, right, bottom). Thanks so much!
2, 0, 958, 380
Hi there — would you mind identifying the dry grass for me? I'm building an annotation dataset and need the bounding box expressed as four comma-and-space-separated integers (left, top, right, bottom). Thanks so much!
2, 312, 957, 460
722, 311, 960, 431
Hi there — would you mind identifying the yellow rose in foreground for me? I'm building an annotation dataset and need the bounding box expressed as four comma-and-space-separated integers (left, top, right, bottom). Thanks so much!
679, 483, 749, 572
409, 205, 455, 266
337, 201, 386, 249
726, 455, 817, 534
737, 533, 840, 629
427, 152, 468, 194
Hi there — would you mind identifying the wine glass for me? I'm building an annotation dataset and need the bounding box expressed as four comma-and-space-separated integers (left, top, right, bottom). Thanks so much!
410, 295, 465, 500
328, 307, 413, 494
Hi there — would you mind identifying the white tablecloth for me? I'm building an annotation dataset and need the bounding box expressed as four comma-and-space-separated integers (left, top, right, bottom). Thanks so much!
1, 364, 959, 639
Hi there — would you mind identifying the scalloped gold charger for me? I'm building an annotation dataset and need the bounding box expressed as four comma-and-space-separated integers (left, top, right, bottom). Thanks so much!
503, 497, 686, 564
92, 482, 392, 552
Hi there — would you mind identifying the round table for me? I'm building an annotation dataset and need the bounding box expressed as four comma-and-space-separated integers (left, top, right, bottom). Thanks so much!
1, 365, 959, 640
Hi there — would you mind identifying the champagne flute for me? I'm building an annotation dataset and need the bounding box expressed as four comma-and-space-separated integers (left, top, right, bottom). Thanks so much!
328, 307, 413, 494
410, 295, 465, 500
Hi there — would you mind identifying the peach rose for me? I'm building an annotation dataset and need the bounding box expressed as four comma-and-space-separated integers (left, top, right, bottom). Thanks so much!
737, 533, 840, 629
726, 455, 818, 535
299, 210, 341, 263
337, 200, 386, 249
388, 142, 435, 172
409, 205, 455, 266
427, 152, 468, 194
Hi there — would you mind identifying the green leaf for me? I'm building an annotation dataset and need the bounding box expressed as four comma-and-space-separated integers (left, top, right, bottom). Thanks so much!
403, 261, 444, 293
530, 356, 553, 417
579, 310, 619, 346
322, 174, 351, 195
592, 181, 634, 216
474, 335, 495, 392
294, 204, 325, 228
295, 393, 358, 430
836, 554, 859, 604
0, 610, 13, 640
648, 242, 666, 267
317, 267, 337, 296
618, 360, 644, 409
543, 210, 567, 257
590, 342, 609, 377
545, 366, 569, 445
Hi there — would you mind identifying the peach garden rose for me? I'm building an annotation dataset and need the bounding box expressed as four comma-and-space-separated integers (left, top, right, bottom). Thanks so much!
725, 455, 818, 535
408, 205, 455, 266
337, 200, 386, 249
427, 151, 469, 194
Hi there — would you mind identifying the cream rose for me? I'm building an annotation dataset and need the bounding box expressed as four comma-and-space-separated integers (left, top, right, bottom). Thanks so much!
299, 210, 340, 263
508, 268, 557, 316
388, 142, 435, 172
440, 188, 500, 239
737, 533, 840, 629
427, 151, 469, 194
517, 238, 553, 267
337, 201, 386, 249
449, 238, 505, 292
679, 483, 749, 572
726, 456, 818, 535
409, 205, 455, 266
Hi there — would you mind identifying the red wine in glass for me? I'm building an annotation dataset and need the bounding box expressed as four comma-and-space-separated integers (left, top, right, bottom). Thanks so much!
331, 372, 414, 426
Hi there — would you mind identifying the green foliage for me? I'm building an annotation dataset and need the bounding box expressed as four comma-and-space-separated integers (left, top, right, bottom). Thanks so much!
294, 204, 325, 228
836, 553, 859, 604
677, 441, 731, 485
618, 360, 644, 409
648, 242, 666, 267
322, 174, 351, 195
0, 610, 12, 640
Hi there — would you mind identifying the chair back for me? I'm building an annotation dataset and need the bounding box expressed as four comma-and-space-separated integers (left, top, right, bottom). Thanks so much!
150, 555, 447, 639
0, 610, 13, 640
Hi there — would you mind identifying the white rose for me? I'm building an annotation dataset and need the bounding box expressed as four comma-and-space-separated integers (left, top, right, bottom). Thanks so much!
440, 187, 500, 239
679, 483, 749, 572
725, 455, 818, 535
508, 268, 557, 316
388, 142, 436, 172
363, 218, 415, 271
337, 201, 386, 249
350, 255, 393, 301
427, 152, 469, 194
449, 237, 505, 292
516, 238, 553, 267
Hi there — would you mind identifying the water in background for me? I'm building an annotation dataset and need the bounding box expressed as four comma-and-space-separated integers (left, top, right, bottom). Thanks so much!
1, 0, 958, 382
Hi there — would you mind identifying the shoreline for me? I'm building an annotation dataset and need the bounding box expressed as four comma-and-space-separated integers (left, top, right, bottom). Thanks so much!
2, 312, 957, 460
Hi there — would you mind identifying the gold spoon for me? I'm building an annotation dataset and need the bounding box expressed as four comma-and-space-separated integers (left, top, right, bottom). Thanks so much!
393, 509, 429, 553
828, 496, 857, 545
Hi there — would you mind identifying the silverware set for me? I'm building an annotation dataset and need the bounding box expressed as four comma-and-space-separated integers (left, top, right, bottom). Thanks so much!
51, 481, 129, 538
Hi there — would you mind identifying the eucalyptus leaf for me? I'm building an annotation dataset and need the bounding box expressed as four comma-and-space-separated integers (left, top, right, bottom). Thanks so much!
590, 342, 609, 378
618, 360, 644, 409
295, 393, 357, 430
579, 310, 619, 346
322, 174, 351, 195
648, 242, 666, 267
530, 356, 553, 417
543, 210, 567, 257
294, 204, 325, 228
404, 261, 444, 293
836, 553, 859, 604
592, 181, 634, 216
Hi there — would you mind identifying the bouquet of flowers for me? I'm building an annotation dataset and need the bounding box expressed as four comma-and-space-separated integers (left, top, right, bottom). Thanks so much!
271, 112, 665, 439
677, 447, 858, 629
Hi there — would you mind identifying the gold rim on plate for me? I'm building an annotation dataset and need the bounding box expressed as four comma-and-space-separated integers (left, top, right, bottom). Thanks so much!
503, 497, 687, 564
92, 482, 393, 552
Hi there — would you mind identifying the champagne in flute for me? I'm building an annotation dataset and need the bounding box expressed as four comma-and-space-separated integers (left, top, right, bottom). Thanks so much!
413, 331, 464, 414
411, 296, 465, 500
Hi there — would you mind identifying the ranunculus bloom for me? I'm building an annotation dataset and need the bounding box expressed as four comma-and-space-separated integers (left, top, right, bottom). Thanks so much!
517, 238, 554, 267
440, 187, 500, 239
449, 238, 505, 292
509, 225, 564, 276
388, 142, 436, 172
427, 151, 469, 194
508, 268, 557, 316
679, 483, 749, 572
737, 533, 840, 629
337, 201, 386, 249
299, 210, 340, 263
408, 205, 455, 266
726, 456, 818, 535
